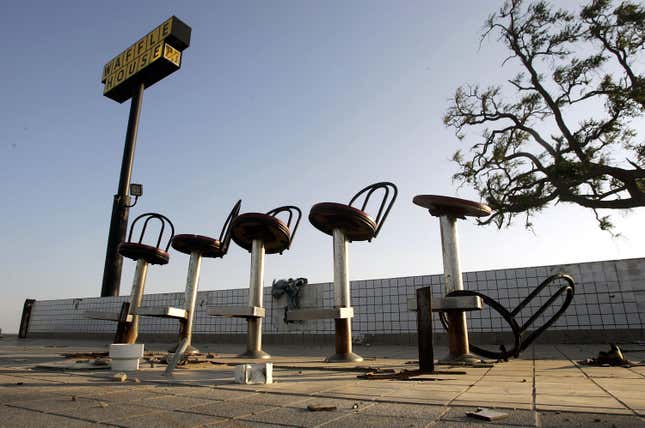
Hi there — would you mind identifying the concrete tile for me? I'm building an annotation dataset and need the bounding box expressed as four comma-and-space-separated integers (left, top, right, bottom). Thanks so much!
538, 410, 645, 427
109, 410, 223, 427
52, 400, 159, 423
234, 392, 312, 407
319, 413, 432, 427
380, 390, 458, 406
466, 384, 532, 396
441, 405, 536, 427
451, 398, 532, 410
359, 402, 443, 419
179, 400, 275, 418
205, 420, 285, 427
457, 390, 532, 405
84, 389, 163, 403
239, 404, 363, 427
535, 383, 608, 397
535, 404, 633, 415
0, 404, 101, 427
284, 398, 373, 412
0, 388, 59, 404
536, 393, 626, 410
8, 396, 100, 412
132, 394, 217, 411
148, 385, 251, 401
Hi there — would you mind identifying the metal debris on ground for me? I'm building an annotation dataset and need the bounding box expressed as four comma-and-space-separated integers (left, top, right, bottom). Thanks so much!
466, 408, 509, 421
275, 364, 395, 373
307, 404, 337, 412
34, 360, 111, 371
113, 372, 128, 382
357, 369, 466, 380
578, 344, 642, 367
234, 363, 273, 384
61, 352, 108, 359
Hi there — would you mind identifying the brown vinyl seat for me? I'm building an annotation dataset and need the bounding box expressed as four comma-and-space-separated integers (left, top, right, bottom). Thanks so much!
170, 200, 241, 259
171, 235, 224, 258
117, 212, 175, 266
231, 213, 291, 255
308, 182, 398, 243
309, 202, 376, 242
412, 195, 492, 219
118, 242, 170, 265
231, 205, 301, 255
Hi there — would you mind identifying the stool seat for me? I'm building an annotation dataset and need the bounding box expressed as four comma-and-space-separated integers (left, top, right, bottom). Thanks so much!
118, 242, 170, 265
413, 195, 491, 218
309, 202, 376, 242
171, 234, 224, 258
231, 213, 291, 255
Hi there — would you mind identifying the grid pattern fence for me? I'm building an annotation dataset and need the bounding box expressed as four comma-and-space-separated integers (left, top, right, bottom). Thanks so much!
27, 258, 645, 338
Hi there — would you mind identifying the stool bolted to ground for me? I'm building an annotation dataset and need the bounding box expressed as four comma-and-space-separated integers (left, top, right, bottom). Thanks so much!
85, 213, 175, 344
208, 205, 302, 359
135, 200, 241, 374
287, 182, 398, 363
412, 195, 491, 364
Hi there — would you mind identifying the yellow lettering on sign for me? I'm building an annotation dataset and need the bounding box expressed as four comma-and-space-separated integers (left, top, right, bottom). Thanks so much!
102, 17, 177, 82
103, 40, 170, 95
163, 44, 181, 66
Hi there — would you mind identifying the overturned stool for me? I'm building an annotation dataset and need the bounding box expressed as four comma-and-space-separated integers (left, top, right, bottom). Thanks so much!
209, 205, 302, 359
288, 182, 397, 362
137, 200, 241, 374
86, 213, 174, 344
413, 195, 491, 364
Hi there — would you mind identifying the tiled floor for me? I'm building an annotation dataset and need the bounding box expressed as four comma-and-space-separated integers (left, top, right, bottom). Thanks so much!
0, 337, 644, 427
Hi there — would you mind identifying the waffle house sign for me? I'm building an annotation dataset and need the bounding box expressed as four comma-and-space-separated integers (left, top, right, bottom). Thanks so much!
102, 16, 191, 103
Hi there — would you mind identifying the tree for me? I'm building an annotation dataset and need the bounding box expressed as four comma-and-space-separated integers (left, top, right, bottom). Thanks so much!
444, 0, 644, 232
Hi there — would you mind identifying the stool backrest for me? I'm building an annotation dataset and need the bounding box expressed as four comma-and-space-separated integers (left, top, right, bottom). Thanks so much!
266, 205, 302, 250
127, 212, 175, 251
348, 182, 398, 238
218, 199, 242, 255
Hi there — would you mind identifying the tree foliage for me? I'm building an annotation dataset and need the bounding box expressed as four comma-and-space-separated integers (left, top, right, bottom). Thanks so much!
444, 0, 644, 232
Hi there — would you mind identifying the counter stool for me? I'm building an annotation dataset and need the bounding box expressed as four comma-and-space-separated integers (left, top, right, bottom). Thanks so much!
136, 200, 241, 374
208, 205, 301, 359
287, 182, 397, 362
412, 195, 491, 364
85, 213, 174, 344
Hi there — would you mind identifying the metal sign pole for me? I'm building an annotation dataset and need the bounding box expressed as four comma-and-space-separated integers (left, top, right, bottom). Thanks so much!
100, 83, 145, 297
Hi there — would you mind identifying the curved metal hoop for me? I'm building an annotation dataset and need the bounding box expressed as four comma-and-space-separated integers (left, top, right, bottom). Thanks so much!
439, 274, 575, 359
218, 199, 242, 255
266, 205, 302, 250
127, 212, 175, 251
440, 290, 522, 359
348, 181, 398, 239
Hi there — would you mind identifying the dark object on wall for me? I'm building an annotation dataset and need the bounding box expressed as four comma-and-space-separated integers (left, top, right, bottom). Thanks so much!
272, 278, 308, 310
18, 299, 36, 338
440, 274, 575, 359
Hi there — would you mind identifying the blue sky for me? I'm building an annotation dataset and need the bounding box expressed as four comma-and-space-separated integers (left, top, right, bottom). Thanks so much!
1, 1, 643, 333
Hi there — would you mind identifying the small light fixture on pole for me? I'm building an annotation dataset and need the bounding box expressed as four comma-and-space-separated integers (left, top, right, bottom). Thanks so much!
126, 183, 143, 208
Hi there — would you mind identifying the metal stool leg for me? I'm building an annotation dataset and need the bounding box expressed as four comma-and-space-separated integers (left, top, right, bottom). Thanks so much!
239, 239, 270, 359
439, 216, 479, 364
166, 251, 202, 375
327, 228, 362, 362
121, 259, 148, 344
